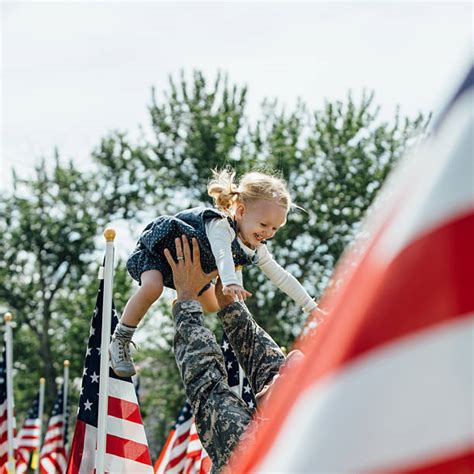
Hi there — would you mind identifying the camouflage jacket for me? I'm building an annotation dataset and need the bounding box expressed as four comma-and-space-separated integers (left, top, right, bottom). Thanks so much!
173, 300, 285, 473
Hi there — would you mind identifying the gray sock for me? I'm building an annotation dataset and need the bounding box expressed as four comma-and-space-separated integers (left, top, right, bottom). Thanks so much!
114, 321, 137, 339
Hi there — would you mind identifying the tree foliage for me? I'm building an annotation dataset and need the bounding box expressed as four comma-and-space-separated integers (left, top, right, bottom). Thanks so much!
94, 73, 428, 343
0, 155, 133, 412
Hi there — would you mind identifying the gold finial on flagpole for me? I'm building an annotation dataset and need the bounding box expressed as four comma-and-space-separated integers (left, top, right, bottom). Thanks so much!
39, 377, 45, 385
103, 228, 116, 242
4, 312, 12, 322
64, 360, 70, 367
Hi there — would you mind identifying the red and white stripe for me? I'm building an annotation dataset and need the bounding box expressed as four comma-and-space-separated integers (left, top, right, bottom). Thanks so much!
154, 412, 193, 474
0, 401, 16, 473
39, 413, 67, 474
183, 423, 210, 474
234, 79, 474, 471
154, 415, 210, 474
15, 416, 40, 473
0, 401, 8, 470
67, 377, 153, 473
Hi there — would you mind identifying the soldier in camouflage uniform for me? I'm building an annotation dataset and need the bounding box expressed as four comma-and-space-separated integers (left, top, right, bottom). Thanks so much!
165, 235, 302, 472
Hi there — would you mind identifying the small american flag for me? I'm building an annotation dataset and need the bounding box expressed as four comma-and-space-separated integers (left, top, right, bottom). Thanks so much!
15, 391, 41, 473
0, 345, 13, 472
66, 278, 153, 473
154, 333, 255, 474
154, 402, 193, 474
39, 383, 68, 474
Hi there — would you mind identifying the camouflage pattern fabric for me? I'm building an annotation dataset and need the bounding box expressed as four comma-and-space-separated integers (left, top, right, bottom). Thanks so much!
173, 300, 285, 473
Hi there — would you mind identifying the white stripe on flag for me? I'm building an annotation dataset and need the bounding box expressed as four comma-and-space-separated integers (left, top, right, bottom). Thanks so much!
41, 455, 67, 473
257, 316, 474, 473
108, 377, 137, 404
107, 414, 148, 445
16, 438, 39, 448
154, 430, 178, 474
78, 423, 97, 474
377, 88, 473, 261
105, 453, 154, 473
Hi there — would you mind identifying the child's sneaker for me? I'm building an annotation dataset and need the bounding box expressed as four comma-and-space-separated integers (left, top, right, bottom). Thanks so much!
109, 335, 137, 378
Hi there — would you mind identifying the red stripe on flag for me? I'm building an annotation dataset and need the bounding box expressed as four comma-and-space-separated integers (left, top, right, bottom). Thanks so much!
44, 421, 63, 432
303, 212, 474, 379
108, 396, 142, 424
165, 448, 187, 469
106, 433, 151, 465
42, 434, 64, 446
236, 211, 474, 472
66, 419, 86, 474
18, 435, 39, 441
186, 450, 203, 458
200, 456, 212, 474
174, 429, 191, 446
395, 448, 474, 474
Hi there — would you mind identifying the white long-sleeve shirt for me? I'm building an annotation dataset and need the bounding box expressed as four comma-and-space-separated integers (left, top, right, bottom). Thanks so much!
205, 218, 317, 313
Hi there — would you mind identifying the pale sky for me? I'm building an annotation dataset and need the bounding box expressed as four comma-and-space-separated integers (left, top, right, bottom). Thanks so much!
1, 1, 473, 190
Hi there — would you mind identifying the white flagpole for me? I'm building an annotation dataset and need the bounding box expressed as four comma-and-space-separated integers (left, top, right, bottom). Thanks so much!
33, 377, 45, 474
3, 312, 15, 474
63, 360, 69, 450
96, 228, 116, 474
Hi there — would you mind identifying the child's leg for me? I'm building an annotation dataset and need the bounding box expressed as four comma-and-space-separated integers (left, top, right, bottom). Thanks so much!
121, 270, 164, 326
110, 270, 163, 377
198, 284, 220, 314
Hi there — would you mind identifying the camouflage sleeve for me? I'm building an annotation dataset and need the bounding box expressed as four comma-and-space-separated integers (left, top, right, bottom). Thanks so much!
173, 300, 253, 472
217, 302, 285, 395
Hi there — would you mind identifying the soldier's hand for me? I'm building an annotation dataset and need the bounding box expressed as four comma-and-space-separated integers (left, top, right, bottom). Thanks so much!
164, 235, 218, 301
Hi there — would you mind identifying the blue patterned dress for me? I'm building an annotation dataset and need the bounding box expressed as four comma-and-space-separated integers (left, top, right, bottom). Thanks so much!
127, 207, 255, 292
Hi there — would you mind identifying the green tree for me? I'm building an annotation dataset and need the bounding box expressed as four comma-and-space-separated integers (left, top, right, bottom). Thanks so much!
0, 155, 133, 413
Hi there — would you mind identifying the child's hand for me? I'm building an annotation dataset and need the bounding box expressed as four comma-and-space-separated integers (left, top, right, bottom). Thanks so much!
222, 284, 252, 302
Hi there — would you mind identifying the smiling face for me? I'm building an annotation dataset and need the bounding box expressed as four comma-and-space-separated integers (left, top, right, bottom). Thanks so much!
235, 199, 288, 248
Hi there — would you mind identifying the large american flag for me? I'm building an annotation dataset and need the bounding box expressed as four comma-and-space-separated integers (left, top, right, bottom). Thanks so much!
39, 383, 68, 474
234, 67, 474, 472
15, 391, 41, 473
66, 278, 153, 473
154, 333, 255, 474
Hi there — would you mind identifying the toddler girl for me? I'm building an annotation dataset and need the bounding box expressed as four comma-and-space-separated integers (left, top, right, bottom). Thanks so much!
109, 169, 320, 377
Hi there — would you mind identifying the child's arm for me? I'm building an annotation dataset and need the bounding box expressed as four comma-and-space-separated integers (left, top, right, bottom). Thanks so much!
256, 244, 318, 313
205, 219, 251, 300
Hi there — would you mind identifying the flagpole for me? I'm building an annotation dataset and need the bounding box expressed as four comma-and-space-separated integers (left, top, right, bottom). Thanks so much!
33, 377, 45, 474
63, 359, 69, 450
96, 228, 116, 474
4, 312, 15, 474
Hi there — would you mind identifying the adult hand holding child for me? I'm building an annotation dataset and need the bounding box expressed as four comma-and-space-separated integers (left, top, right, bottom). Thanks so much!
163, 235, 218, 301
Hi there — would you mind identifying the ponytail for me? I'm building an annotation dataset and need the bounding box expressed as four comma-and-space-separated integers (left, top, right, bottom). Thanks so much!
207, 168, 240, 211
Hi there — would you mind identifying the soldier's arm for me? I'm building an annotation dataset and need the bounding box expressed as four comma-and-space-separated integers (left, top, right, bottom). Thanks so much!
173, 300, 253, 471
218, 302, 285, 396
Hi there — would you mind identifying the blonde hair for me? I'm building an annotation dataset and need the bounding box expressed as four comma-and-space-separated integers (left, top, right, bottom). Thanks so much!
208, 168, 292, 212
